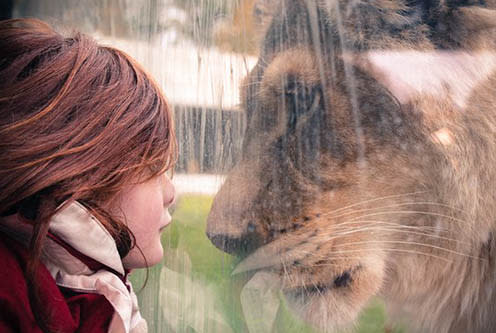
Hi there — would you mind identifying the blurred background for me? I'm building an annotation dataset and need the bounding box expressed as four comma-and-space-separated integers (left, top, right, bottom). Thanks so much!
1, 1, 401, 332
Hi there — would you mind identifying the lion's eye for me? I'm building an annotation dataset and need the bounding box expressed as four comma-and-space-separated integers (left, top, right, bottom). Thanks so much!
283, 76, 321, 131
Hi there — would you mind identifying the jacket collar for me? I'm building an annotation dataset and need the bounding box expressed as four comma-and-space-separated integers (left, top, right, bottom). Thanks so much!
0, 201, 125, 276
47, 201, 125, 276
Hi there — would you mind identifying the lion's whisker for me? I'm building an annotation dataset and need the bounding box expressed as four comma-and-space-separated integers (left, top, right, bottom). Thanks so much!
318, 203, 469, 229
331, 201, 467, 216
322, 240, 482, 260
329, 219, 450, 231
348, 210, 470, 227
316, 220, 469, 244
303, 248, 455, 264
334, 226, 465, 245
312, 223, 450, 239
318, 190, 431, 217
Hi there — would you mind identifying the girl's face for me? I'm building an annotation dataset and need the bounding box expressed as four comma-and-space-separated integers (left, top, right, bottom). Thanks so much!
109, 173, 176, 269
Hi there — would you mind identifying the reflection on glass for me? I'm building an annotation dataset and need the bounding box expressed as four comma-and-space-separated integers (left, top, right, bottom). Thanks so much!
11, 1, 496, 333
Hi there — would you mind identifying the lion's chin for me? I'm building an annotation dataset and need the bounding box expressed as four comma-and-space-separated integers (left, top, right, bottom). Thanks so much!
282, 263, 386, 332
239, 270, 358, 333
283, 286, 362, 333
236, 246, 386, 332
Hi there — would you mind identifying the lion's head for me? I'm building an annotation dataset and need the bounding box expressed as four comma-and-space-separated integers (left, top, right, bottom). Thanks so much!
207, 1, 496, 332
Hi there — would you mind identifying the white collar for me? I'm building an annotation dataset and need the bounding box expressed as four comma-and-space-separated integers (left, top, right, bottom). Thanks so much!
47, 201, 125, 276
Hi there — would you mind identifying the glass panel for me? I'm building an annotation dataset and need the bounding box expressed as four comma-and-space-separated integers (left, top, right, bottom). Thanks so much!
8, 1, 495, 332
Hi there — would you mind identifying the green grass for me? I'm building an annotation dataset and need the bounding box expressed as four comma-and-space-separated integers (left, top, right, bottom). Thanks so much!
131, 195, 405, 333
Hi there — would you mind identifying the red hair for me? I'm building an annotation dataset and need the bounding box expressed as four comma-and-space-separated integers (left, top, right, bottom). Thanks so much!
0, 18, 176, 331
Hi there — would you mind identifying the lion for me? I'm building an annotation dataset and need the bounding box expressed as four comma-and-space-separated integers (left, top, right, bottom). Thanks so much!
206, 1, 496, 332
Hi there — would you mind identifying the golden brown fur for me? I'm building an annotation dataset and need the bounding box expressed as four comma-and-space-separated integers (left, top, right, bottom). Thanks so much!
207, 1, 496, 332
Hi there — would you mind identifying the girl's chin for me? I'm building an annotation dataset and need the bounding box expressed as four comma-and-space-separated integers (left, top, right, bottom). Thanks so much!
122, 244, 164, 269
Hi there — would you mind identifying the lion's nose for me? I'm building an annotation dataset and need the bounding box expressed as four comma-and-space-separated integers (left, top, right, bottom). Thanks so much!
207, 232, 263, 257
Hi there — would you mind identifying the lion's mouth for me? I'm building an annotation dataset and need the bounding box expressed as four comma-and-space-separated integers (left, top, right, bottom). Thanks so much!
286, 283, 334, 300
235, 239, 376, 333
232, 229, 323, 274
234, 243, 361, 296
232, 229, 362, 289
286, 266, 361, 298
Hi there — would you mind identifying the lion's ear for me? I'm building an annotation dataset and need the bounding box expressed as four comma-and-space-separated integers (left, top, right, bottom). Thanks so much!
282, 75, 323, 131
252, 0, 280, 44
260, 48, 323, 131
454, 7, 496, 32
435, 6, 496, 48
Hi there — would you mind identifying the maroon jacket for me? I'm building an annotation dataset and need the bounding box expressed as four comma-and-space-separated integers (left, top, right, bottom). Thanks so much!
0, 232, 114, 332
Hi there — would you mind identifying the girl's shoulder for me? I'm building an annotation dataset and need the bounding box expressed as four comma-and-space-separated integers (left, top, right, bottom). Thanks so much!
0, 232, 114, 333
0, 232, 38, 332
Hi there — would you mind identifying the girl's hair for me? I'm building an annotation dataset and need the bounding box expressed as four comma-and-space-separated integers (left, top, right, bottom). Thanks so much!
0, 18, 176, 331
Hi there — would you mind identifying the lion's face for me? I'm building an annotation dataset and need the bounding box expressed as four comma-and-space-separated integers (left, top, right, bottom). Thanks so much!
207, 0, 496, 331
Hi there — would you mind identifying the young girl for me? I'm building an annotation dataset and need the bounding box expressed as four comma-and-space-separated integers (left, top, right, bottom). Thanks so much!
0, 18, 176, 333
